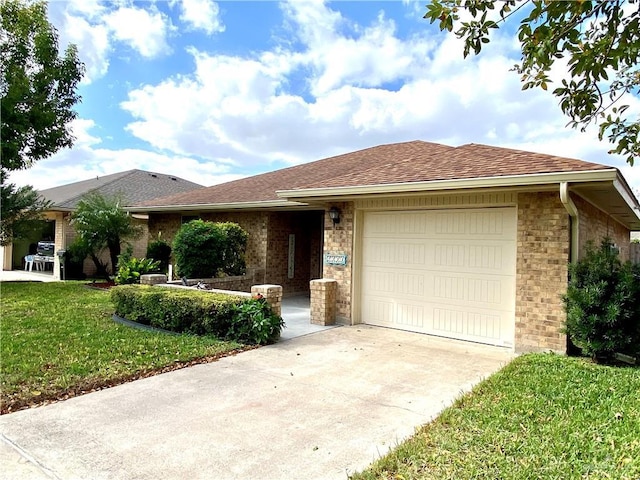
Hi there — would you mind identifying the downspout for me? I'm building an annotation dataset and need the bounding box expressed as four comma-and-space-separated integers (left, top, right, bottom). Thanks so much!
560, 182, 579, 263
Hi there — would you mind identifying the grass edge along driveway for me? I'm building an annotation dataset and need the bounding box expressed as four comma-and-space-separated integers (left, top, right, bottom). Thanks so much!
1, 281, 248, 414
352, 353, 640, 480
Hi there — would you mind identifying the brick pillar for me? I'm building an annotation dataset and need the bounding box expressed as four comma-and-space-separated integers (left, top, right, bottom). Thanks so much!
251, 284, 283, 317
141, 274, 168, 285
310, 279, 337, 326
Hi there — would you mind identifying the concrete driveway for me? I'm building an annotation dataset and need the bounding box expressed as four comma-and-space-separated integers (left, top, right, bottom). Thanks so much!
1, 326, 513, 480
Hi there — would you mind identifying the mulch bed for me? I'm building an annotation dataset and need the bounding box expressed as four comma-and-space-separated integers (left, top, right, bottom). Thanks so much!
85, 281, 116, 290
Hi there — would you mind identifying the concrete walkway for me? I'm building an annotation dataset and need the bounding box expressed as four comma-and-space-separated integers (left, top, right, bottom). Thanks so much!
280, 295, 337, 340
0, 270, 57, 282
0, 326, 513, 480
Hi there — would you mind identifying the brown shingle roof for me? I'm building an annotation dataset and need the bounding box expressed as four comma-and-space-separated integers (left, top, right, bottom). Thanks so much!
140, 141, 613, 207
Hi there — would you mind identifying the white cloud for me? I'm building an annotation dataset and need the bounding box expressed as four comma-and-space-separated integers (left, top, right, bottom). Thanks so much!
69, 118, 102, 147
51, 2, 173, 84
9, 143, 242, 191
7, 117, 242, 190
103, 6, 171, 58
282, 2, 434, 96
63, 0, 106, 19
35, 0, 640, 199
116, 0, 640, 193
179, 0, 224, 34
62, 13, 110, 83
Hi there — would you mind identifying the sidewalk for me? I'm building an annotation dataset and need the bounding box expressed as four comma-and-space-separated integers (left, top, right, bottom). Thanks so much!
0, 270, 57, 282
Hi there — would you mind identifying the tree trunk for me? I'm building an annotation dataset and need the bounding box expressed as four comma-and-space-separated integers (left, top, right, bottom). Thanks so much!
108, 240, 121, 276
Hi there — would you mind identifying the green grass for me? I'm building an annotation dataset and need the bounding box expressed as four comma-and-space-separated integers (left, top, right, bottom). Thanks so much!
1, 281, 244, 413
352, 354, 640, 480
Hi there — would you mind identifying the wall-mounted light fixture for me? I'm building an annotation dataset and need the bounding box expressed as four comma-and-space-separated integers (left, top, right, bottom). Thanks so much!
328, 207, 341, 225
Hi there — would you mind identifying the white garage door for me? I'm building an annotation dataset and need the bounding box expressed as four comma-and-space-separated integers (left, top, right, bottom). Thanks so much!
361, 208, 516, 347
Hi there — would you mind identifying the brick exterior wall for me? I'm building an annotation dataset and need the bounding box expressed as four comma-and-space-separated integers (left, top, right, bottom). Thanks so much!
149, 211, 270, 275
148, 213, 183, 244
144, 191, 631, 353
148, 210, 323, 296
573, 194, 631, 261
515, 192, 570, 353
200, 211, 269, 273
323, 202, 354, 323
70, 216, 149, 277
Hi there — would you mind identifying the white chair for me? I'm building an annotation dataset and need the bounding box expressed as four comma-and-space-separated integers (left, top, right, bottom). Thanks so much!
24, 255, 34, 272
33, 256, 45, 271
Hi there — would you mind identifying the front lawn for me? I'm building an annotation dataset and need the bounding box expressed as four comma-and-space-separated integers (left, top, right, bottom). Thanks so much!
0, 281, 245, 414
353, 354, 640, 480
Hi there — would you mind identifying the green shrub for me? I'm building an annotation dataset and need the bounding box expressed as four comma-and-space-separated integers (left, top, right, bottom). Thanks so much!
563, 238, 640, 360
229, 298, 284, 345
146, 239, 172, 273
114, 257, 161, 285
172, 220, 247, 278
218, 222, 249, 276
110, 286, 283, 344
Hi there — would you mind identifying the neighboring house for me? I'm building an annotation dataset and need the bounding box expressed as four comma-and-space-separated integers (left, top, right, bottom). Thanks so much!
2, 170, 203, 278
130, 140, 640, 353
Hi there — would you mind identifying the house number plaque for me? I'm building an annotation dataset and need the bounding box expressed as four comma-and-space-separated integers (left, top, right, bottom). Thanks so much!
324, 253, 348, 266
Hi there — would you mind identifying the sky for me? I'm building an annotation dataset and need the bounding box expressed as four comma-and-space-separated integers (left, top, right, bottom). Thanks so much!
7, 0, 640, 196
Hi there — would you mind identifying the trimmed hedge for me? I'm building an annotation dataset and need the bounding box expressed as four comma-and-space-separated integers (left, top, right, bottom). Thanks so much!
110, 285, 283, 344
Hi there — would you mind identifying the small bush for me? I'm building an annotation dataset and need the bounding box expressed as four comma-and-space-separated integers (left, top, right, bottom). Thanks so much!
114, 257, 161, 285
110, 286, 283, 344
146, 239, 172, 273
173, 220, 224, 278
229, 298, 284, 345
172, 220, 247, 279
563, 238, 640, 360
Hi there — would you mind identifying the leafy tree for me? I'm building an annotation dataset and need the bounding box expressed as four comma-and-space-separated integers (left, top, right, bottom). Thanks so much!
0, 0, 84, 245
70, 192, 142, 278
0, 180, 51, 245
424, 0, 640, 165
1, 0, 84, 172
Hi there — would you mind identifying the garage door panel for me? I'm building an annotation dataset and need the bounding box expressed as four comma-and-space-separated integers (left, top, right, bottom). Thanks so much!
431, 273, 513, 308
366, 242, 514, 274
432, 307, 504, 342
364, 270, 396, 294
365, 241, 428, 266
364, 268, 426, 298
396, 302, 426, 328
361, 208, 516, 347
366, 299, 394, 325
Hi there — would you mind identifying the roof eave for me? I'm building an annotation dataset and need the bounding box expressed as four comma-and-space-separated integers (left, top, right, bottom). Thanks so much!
127, 199, 309, 213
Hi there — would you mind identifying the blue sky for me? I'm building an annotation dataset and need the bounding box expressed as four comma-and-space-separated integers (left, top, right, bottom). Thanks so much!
8, 0, 640, 195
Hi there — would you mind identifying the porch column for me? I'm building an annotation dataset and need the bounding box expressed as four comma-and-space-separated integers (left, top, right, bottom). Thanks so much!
52, 212, 66, 280
310, 278, 337, 326
251, 284, 283, 317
